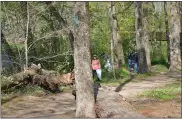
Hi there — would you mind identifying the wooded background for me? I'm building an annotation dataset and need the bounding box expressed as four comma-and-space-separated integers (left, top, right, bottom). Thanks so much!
1, 1, 181, 75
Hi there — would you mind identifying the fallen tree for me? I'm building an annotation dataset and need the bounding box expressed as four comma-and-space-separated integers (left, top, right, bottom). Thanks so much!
95, 88, 145, 118
1, 64, 42, 91
1, 63, 74, 93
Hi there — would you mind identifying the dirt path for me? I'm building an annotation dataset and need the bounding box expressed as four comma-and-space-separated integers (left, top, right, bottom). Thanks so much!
1, 92, 76, 118
1, 73, 181, 118
113, 73, 181, 118
117, 74, 178, 100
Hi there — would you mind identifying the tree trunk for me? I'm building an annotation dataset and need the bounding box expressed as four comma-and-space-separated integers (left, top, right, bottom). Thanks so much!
25, 2, 29, 68
73, 2, 96, 118
164, 1, 170, 65
142, 3, 151, 70
20, 1, 29, 68
108, 2, 116, 79
109, 2, 125, 69
135, 2, 149, 73
169, 2, 181, 71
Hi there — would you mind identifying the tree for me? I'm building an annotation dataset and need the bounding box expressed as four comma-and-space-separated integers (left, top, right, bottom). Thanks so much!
168, 2, 181, 71
24, 2, 29, 68
135, 1, 150, 73
142, 2, 151, 69
109, 2, 125, 69
73, 2, 96, 118
164, 1, 170, 64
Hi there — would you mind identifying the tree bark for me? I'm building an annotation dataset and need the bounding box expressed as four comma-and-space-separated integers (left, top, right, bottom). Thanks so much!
164, 1, 170, 65
142, 3, 151, 70
108, 2, 116, 79
169, 2, 181, 71
73, 2, 96, 118
135, 2, 149, 73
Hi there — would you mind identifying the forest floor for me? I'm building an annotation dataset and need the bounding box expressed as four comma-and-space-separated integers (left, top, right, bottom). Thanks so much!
1, 72, 181, 118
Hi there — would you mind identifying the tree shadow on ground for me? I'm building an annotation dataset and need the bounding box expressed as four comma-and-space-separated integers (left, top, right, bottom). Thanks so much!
115, 74, 134, 92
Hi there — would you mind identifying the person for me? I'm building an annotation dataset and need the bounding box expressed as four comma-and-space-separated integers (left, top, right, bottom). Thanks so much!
104, 53, 112, 72
133, 52, 138, 72
128, 52, 138, 73
92, 55, 102, 81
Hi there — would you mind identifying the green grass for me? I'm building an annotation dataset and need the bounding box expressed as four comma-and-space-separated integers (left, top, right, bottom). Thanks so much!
97, 67, 130, 86
151, 64, 168, 73
140, 83, 181, 100
98, 64, 168, 85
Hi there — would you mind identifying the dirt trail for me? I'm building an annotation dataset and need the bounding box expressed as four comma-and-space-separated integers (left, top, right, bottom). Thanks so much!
117, 74, 178, 100
1, 92, 76, 118
1, 73, 181, 118
113, 73, 181, 118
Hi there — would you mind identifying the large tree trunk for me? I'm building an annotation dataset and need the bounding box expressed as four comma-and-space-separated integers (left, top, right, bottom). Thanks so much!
142, 2, 151, 70
168, 2, 181, 71
164, 1, 170, 65
73, 2, 96, 118
135, 2, 149, 73
109, 2, 125, 69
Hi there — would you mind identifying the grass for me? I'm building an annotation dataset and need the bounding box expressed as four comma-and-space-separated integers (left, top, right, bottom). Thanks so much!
97, 64, 169, 85
140, 83, 181, 101
97, 67, 130, 86
151, 64, 168, 73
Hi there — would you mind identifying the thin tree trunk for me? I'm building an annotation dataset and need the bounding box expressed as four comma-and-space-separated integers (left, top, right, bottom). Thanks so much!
73, 2, 96, 118
164, 1, 170, 65
169, 2, 181, 71
25, 2, 29, 68
109, 2, 116, 79
135, 2, 149, 73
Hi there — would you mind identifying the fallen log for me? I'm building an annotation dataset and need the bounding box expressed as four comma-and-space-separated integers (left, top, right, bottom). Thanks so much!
1, 64, 42, 91
95, 88, 145, 118
1, 63, 75, 93
31, 72, 74, 93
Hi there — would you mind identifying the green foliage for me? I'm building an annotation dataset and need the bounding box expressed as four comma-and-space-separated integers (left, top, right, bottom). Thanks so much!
2, 1, 170, 76
140, 83, 181, 100
89, 2, 110, 55
97, 67, 130, 85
